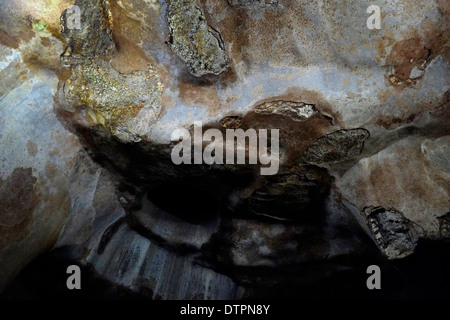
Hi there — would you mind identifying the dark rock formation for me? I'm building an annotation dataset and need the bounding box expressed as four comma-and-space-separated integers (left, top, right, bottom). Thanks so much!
362, 206, 420, 259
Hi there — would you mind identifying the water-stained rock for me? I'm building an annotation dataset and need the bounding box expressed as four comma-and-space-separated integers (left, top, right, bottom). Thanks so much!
1, 0, 449, 299
0, 168, 35, 228
220, 116, 243, 129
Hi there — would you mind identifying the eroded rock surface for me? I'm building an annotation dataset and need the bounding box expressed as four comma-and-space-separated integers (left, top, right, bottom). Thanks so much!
167, 0, 228, 77
362, 206, 419, 259
0, 0, 449, 299
301, 129, 370, 165
58, 0, 163, 142
255, 101, 318, 121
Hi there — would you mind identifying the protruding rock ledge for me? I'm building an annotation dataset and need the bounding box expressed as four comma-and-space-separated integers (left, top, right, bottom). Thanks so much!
57, 0, 163, 143
362, 206, 419, 260
301, 129, 370, 165
255, 101, 318, 121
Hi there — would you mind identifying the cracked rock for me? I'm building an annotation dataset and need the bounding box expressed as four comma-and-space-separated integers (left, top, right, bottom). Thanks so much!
362, 206, 419, 259
301, 129, 370, 165
167, 0, 228, 77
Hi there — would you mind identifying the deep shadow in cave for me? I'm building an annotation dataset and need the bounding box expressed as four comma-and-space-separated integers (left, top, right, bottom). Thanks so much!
1, 240, 449, 300
146, 182, 219, 225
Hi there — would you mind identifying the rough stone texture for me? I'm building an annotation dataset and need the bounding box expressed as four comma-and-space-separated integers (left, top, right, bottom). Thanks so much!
337, 136, 450, 245
0, 0, 449, 299
220, 116, 243, 129
362, 206, 419, 259
301, 129, 370, 165
167, 0, 228, 77
0, 49, 78, 289
255, 101, 318, 121
57, 0, 163, 143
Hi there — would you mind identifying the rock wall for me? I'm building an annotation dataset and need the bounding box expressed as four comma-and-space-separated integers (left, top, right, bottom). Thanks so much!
0, 0, 448, 298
